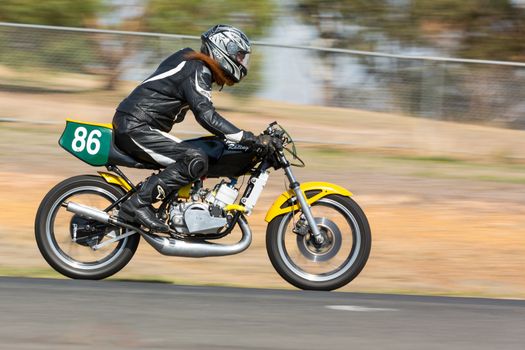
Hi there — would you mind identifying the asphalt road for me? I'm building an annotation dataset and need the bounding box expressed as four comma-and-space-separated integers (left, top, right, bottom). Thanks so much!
0, 277, 523, 350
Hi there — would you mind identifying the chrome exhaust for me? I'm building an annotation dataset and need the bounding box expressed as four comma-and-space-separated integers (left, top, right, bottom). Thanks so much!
65, 202, 111, 224
65, 201, 252, 258
140, 216, 252, 257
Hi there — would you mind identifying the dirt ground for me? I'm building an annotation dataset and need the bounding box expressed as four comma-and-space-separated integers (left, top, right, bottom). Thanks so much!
1, 85, 524, 298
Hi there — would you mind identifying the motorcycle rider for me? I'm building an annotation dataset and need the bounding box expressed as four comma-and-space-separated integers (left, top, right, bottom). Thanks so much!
113, 24, 269, 232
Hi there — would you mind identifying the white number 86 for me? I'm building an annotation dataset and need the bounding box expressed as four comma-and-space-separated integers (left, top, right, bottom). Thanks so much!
72, 127, 101, 155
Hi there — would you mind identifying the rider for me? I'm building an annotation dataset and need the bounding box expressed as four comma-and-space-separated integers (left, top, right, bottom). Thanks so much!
113, 24, 268, 232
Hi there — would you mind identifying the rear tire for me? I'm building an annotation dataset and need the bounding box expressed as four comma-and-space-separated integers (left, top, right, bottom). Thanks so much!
35, 175, 139, 280
266, 194, 371, 291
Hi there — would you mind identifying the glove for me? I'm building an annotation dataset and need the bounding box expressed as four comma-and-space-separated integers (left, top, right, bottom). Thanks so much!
241, 131, 275, 155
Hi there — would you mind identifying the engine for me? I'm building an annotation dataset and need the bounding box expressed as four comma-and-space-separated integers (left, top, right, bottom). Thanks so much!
169, 182, 239, 235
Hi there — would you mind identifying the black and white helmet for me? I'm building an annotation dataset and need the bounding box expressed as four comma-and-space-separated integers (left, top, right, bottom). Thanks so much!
201, 24, 251, 83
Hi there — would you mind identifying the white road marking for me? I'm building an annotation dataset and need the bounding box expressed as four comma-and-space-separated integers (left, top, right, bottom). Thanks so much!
326, 305, 399, 312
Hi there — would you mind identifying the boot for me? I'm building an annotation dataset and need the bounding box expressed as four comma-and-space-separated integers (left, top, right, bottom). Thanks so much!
119, 156, 203, 231
119, 174, 170, 232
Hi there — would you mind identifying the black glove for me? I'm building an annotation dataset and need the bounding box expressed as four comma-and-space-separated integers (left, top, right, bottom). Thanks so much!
241, 131, 275, 155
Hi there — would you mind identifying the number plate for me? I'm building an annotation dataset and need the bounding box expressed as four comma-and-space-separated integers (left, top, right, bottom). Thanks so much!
59, 120, 112, 166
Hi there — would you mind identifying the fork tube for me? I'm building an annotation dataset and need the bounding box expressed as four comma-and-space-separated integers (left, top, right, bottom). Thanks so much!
283, 165, 323, 242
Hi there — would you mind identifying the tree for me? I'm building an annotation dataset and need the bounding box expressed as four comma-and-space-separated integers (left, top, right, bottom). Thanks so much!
143, 0, 273, 38
296, 0, 525, 61
294, 0, 525, 126
0, 0, 105, 27
139, 0, 274, 96
0, 0, 110, 87
0, 0, 274, 91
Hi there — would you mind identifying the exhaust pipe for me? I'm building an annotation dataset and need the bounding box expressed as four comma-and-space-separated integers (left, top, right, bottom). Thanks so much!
65, 201, 252, 258
140, 216, 252, 258
65, 202, 111, 223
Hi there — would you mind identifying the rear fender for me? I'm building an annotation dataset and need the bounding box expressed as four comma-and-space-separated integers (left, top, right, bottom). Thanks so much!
97, 172, 193, 199
97, 172, 132, 192
264, 182, 352, 222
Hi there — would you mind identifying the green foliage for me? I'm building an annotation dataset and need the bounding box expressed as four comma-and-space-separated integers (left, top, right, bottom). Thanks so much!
293, 0, 525, 126
140, 0, 274, 97
295, 0, 525, 61
0, 0, 105, 26
0, 0, 105, 75
0, 29, 98, 73
0, 0, 274, 93
143, 0, 274, 38
409, 0, 525, 60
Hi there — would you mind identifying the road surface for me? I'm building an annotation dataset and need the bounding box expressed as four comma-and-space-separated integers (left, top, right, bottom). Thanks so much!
0, 277, 523, 349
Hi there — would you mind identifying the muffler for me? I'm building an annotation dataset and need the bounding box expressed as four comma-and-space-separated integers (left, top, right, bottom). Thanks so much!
65, 201, 112, 224
65, 201, 252, 258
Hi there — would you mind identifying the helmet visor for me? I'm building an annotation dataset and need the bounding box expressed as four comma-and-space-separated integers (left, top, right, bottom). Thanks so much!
236, 51, 250, 69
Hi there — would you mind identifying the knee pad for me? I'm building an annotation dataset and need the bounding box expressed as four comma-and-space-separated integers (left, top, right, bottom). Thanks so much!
185, 149, 208, 179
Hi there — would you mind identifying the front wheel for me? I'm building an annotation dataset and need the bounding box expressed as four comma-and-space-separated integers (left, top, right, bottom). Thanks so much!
266, 194, 371, 291
35, 175, 140, 280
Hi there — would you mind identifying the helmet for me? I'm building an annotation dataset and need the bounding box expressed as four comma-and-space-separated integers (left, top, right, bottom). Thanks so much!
201, 24, 251, 83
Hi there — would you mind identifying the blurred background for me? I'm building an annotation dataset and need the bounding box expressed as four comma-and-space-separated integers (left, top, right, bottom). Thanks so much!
0, 0, 524, 297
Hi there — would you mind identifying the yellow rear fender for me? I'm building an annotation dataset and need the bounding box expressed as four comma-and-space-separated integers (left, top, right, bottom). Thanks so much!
265, 182, 352, 222
97, 173, 193, 199
98, 172, 132, 192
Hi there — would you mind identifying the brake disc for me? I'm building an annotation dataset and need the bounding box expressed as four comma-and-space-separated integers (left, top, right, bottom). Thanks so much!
296, 217, 342, 262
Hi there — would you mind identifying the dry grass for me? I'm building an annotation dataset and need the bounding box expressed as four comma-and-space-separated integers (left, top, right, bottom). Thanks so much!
1, 84, 525, 298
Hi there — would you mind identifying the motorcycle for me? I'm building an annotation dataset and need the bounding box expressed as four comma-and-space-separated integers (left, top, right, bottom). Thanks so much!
35, 120, 371, 291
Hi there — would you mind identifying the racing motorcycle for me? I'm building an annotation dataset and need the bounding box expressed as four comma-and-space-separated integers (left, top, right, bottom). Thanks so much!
35, 120, 371, 291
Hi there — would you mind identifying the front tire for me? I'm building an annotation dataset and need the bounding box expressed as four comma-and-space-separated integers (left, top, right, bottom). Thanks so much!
35, 175, 140, 280
266, 194, 371, 291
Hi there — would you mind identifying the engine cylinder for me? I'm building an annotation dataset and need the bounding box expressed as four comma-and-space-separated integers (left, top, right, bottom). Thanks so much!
206, 183, 238, 208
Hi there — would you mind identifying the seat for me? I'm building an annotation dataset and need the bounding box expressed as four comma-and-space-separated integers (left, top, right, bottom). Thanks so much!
107, 135, 160, 170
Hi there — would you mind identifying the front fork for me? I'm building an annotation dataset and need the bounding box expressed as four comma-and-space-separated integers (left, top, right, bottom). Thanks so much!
282, 164, 325, 245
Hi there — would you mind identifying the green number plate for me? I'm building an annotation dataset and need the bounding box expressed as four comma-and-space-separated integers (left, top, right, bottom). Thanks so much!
59, 120, 113, 166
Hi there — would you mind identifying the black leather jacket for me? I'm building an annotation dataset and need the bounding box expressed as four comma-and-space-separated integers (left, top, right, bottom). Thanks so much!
116, 48, 245, 143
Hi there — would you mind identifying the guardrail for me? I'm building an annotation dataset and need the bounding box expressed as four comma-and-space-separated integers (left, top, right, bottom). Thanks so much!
1, 22, 525, 129
2, 22, 525, 67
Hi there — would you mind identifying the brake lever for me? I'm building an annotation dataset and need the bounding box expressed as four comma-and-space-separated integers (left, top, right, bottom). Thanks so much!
272, 137, 284, 150
264, 121, 281, 135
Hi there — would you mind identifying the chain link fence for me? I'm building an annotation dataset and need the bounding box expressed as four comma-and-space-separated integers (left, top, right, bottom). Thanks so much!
1, 22, 525, 129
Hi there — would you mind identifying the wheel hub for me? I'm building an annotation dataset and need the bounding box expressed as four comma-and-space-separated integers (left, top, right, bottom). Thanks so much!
69, 215, 111, 247
296, 217, 342, 262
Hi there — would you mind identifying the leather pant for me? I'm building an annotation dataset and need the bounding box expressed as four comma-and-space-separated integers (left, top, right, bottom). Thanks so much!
113, 111, 208, 195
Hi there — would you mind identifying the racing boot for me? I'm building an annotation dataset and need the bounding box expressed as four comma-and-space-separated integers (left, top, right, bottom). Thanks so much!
119, 174, 170, 232
119, 150, 208, 232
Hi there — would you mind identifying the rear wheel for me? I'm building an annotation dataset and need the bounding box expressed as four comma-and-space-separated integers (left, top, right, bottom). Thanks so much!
35, 175, 139, 279
266, 194, 371, 291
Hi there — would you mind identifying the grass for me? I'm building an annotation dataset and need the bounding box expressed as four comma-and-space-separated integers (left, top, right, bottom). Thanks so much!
1, 267, 523, 299
3, 121, 525, 186
1, 84, 524, 300
0, 123, 59, 135
389, 155, 462, 163
298, 146, 525, 184
0, 266, 276, 290
0, 266, 64, 279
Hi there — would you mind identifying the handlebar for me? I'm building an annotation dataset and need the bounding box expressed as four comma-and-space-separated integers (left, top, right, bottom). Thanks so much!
260, 122, 305, 168
263, 122, 288, 145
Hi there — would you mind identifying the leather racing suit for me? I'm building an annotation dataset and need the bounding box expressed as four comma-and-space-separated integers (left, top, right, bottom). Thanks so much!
113, 48, 251, 231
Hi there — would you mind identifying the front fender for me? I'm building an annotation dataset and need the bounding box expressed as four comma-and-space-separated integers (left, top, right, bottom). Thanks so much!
264, 182, 353, 222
